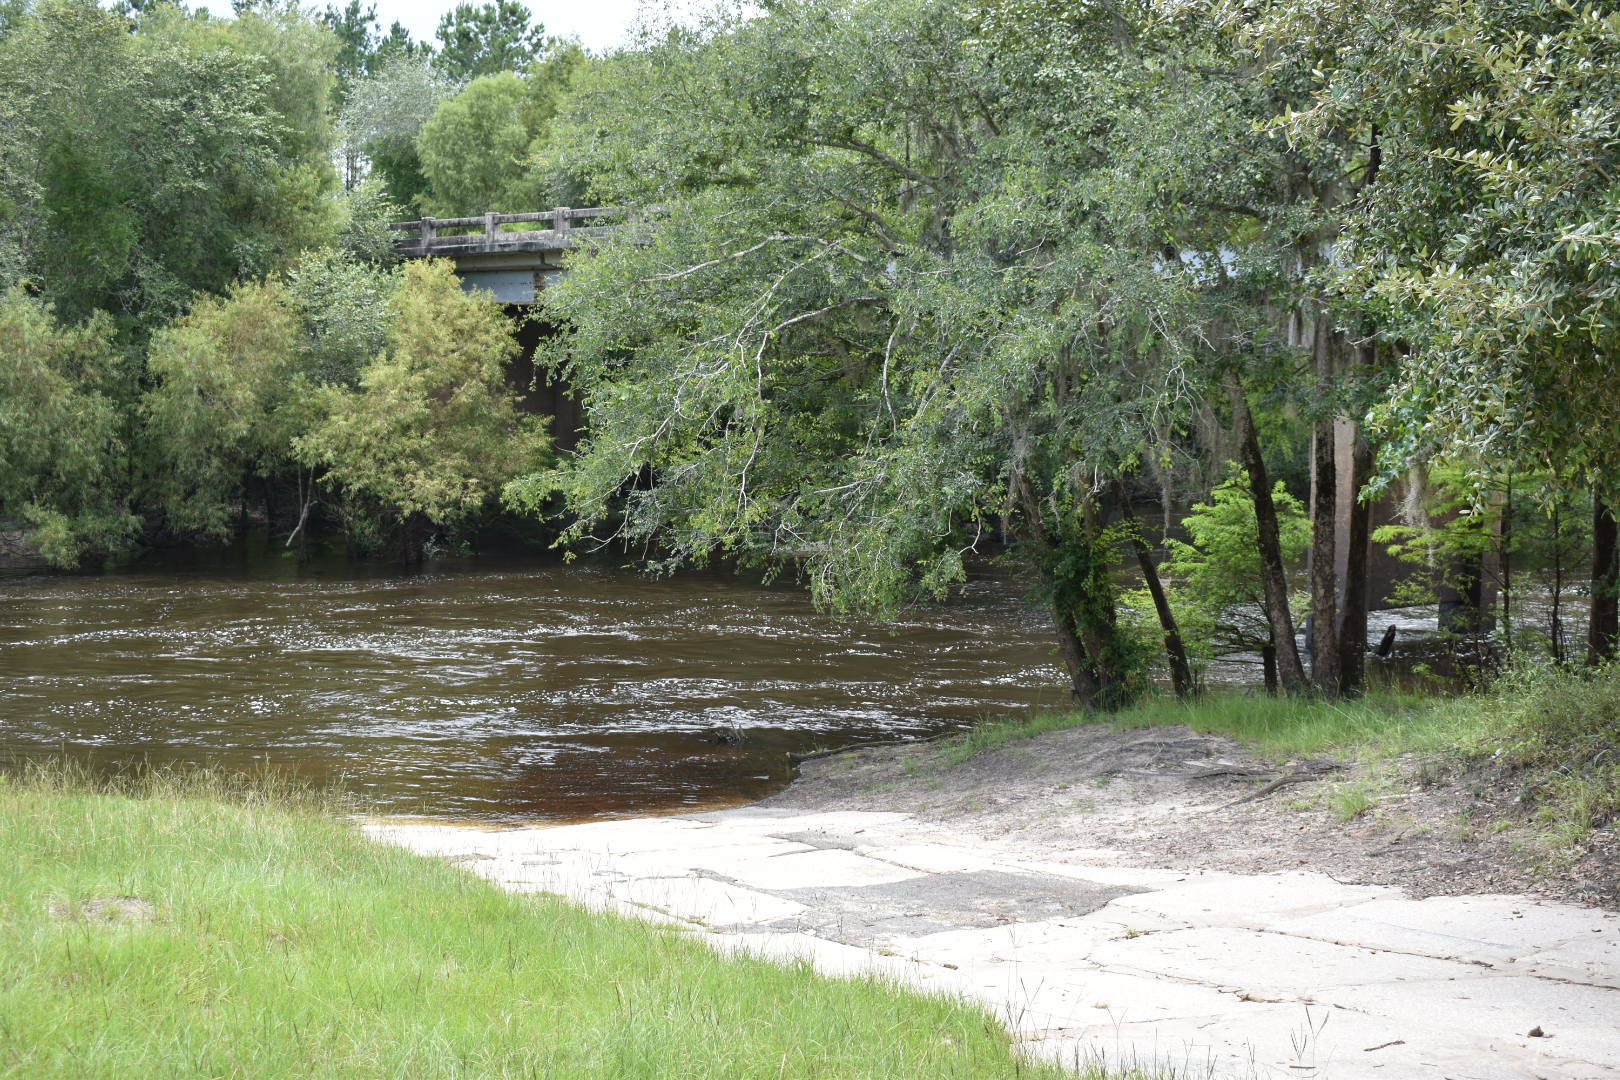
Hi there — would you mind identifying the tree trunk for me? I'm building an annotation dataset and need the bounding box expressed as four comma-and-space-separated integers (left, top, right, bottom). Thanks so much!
286, 469, 314, 566
1118, 483, 1196, 699
1228, 375, 1309, 693
1069, 496, 1132, 705
1337, 426, 1374, 697
1500, 482, 1513, 655
1551, 498, 1566, 665
1015, 473, 1128, 711
236, 471, 253, 542
1309, 417, 1340, 696
1050, 600, 1104, 709
1589, 493, 1618, 665
1262, 639, 1278, 694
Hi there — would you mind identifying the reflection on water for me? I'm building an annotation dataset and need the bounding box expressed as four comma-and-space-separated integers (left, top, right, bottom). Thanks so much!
0, 553, 1066, 820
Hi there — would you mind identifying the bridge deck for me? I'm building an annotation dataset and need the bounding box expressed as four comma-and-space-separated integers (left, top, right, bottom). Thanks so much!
390, 207, 618, 259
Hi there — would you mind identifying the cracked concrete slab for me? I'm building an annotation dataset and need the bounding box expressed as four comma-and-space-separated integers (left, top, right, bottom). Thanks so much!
1085, 925, 1484, 992
772, 869, 1143, 946
609, 875, 809, 926
1317, 974, 1620, 1067
1104, 872, 1397, 925
367, 806, 1620, 1079
725, 847, 926, 890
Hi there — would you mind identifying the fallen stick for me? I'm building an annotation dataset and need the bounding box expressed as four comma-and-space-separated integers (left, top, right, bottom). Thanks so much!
1209, 771, 1317, 810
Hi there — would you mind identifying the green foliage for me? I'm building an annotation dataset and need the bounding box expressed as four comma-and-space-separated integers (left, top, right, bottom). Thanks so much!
285, 249, 400, 386
511, 0, 1262, 702
1372, 468, 1495, 606
140, 282, 308, 539
338, 52, 455, 208
297, 260, 548, 536
3, 0, 1618, 703
331, 177, 406, 265
940, 689, 1433, 765
0, 0, 339, 336
415, 45, 584, 215
517, 0, 1464, 699
1048, 517, 1154, 710
1438, 662, 1620, 850
0, 289, 137, 565
1373, 467, 1593, 659
1149, 470, 1311, 660
1267, 0, 1620, 497
1483, 663, 1620, 771
433, 0, 548, 80
321, 0, 427, 107
1332, 782, 1379, 822
417, 72, 543, 214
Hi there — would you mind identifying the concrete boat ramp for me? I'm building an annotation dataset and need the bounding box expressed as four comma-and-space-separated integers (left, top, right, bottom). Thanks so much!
368, 807, 1620, 1079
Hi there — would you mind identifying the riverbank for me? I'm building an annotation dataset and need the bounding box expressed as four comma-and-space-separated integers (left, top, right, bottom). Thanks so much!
0, 766, 1073, 1080
362, 672, 1620, 1078
8, 675, 1616, 1079
374, 802, 1620, 1078
772, 686, 1619, 910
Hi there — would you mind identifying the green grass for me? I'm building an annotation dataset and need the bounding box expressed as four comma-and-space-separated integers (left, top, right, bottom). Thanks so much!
940, 664, 1620, 855
937, 711, 1110, 767
939, 690, 1459, 766
1102, 691, 1449, 758
0, 763, 1105, 1080
1331, 783, 1378, 822
1436, 664, 1620, 852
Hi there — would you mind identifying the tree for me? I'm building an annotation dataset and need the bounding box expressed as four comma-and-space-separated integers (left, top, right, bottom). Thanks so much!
339, 53, 456, 209
285, 246, 399, 387
322, 0, 426, 98
1266, 0, 1620, 664
434, 0, 546, 80
417, 72, 543, 214
1151, 470, 1311, 691
297, 259, 549, 559
509, 0, 1243, 709
322, 0, 430, 187
970, 0, 1400, 698
0, 0, 339, 337
0, 289, 137, 565
140, 281, 308, 540
415, 43, 584, 215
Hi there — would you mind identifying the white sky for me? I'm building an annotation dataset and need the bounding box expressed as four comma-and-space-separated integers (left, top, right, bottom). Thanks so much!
371, 0, 644, 54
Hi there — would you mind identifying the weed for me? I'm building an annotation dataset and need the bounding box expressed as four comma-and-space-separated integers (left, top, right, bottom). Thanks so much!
1333, 784, 1378, 822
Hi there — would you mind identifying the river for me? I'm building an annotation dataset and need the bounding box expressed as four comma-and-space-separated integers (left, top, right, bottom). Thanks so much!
0, 554, 1066, 820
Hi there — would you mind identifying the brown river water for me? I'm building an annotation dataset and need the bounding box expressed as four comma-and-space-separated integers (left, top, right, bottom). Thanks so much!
0, 554, 1067, 821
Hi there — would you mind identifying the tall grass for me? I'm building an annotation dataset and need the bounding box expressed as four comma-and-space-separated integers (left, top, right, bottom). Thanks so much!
0, 763, 1105, 1080
938, 691, 1455, 765
1103, 691, 1464, 758
1433, 663, 1620, 849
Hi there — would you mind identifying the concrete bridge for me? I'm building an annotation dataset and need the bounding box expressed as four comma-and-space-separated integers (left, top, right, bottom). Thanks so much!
389, 206, 622, 303
390, 206, 625, 447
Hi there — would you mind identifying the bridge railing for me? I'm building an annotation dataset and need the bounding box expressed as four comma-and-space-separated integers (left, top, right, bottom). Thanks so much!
389, 207, 621, 246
